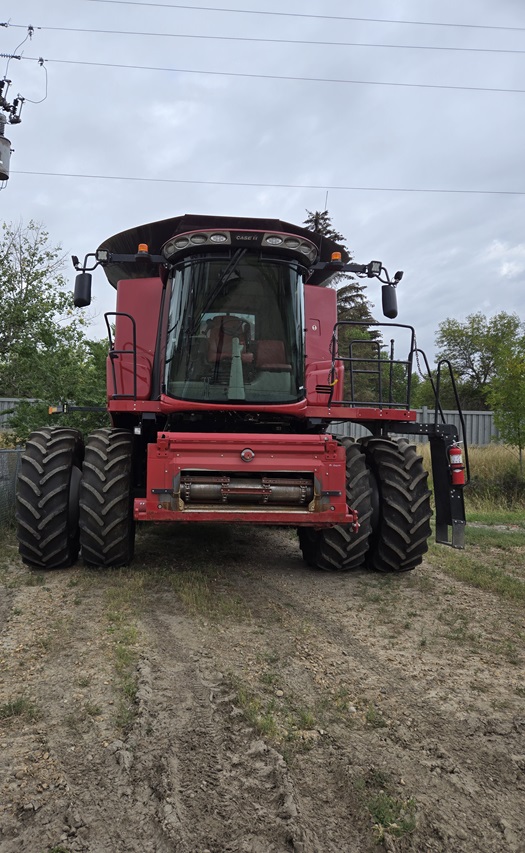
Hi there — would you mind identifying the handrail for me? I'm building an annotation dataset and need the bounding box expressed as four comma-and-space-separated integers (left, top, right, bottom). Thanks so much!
104, 312, 138, 400
328, 320, 416, 409
435, 359, 471, 483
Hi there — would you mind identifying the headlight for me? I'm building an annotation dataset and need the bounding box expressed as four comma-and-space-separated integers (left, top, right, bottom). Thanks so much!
210, 233, 228, 243
162, 240, 177, 259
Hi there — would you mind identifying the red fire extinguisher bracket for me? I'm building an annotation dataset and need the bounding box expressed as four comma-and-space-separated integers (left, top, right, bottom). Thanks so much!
448, 443, 466, 487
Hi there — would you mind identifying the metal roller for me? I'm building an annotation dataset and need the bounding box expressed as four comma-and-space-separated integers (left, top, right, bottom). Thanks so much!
180, 474, 313, 506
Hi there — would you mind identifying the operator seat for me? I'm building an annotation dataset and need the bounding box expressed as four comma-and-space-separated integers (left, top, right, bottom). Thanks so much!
255, 340, 292, 372
207, 315, 253, 364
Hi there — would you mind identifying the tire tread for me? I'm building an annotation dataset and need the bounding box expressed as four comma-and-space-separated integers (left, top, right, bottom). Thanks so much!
298, 438, 373, 572
79, 428, 135, 568
15, 427, 84, 569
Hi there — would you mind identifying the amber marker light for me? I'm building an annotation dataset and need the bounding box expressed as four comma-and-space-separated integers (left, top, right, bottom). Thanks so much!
331, 251, 342, 262
137, 243, 149, 253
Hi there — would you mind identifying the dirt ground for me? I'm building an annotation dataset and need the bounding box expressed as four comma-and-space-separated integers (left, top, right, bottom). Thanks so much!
0, 523, 524, 853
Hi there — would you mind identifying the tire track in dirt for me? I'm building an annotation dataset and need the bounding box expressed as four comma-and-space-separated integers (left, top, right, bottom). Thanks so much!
2, 524, 524, 853
149, 524, 524, 853
0, 565, 175, 853
128, 601, 363, 853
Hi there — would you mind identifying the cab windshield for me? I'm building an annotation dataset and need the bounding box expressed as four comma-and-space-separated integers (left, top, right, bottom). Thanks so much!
164, 250, 305, 403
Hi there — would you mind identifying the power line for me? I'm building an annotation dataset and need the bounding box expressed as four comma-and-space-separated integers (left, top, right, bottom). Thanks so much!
12, 169, 525, 195
21, 55, 525, 95
7, 22, 525, 56
83, 0, 525, 34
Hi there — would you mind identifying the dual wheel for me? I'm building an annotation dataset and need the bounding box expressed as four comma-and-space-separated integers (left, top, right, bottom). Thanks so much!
16, 427, 135, 570
16, 429, 431, 574
298, 436, 432, 573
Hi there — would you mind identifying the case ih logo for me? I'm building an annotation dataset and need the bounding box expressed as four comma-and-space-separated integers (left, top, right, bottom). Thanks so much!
233, 233, 260, 242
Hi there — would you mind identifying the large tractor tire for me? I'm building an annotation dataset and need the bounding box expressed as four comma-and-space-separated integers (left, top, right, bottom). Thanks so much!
359, 437, 432, 573
298, 437, 373, 571
79, 428, 135, 568
16, 427, 84, 569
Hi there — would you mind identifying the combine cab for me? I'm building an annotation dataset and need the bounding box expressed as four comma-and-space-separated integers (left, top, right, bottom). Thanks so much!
16, 214, 467, 572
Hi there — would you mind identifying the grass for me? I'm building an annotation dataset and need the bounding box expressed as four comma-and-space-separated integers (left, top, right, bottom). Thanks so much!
232, 679, 279, 738
368, 792, 417, 840
417, 442, 525, 511
229, 672, 325, 748
466, 525, 525, 549
354, 768, 416, 841
414, 442, 525, 605
427, 541, 525, 604
365, 703, 388, 729
228, 664, 395, 762
0, 696, 39, 721
166, 566, 249, 620
295, 707, 316, 729
101, 527, 251, 623
468, 508, 525, 527
102, 582, 141, 731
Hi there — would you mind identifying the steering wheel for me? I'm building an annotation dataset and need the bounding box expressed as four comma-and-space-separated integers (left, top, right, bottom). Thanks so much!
221, 316, 245, 337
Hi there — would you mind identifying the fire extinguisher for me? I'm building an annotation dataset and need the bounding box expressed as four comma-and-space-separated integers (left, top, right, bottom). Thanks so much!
448, 443, 465, 486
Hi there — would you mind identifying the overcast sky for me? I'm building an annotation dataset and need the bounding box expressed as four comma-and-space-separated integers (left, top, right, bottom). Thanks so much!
2, 0, 525, 358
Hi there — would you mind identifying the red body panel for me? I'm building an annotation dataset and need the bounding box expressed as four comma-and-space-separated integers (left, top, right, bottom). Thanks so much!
134, 432, 358, 527
304, 285, 336, 362
107, 277, 163, 400
106, 274, 418, 424
304, 284, 343, 406
106, 395, 417, 422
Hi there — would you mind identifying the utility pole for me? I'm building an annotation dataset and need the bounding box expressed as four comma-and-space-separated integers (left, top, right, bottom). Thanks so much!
0, 23, 42, 188
0, 111, 11, 183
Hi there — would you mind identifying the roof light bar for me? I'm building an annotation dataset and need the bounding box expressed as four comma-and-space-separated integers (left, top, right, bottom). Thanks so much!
161, 230, 318, 263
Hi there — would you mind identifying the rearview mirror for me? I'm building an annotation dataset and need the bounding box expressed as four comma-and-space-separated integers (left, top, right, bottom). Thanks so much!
382, 284, 398, 319
74, 272, 92, 307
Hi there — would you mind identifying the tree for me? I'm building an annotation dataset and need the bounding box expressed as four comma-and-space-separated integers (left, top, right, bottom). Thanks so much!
303, 209, 376, 326
434, 311, 523, 410
303, 209, 345, 243
303, 209, 380, 403
489, 336, 525, 472
0, 221, 108, 440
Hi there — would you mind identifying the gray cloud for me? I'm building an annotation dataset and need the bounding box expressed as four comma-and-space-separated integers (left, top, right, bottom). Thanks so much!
3, 0, 525, 357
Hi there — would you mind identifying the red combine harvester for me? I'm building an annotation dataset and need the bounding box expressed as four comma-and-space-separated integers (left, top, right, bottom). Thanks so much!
16, 214, 467, 572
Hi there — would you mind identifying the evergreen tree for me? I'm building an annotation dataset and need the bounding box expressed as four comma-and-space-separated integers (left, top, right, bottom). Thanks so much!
303, 209, 345, 244
303, 209, 381, 403
303, 209, 376, 326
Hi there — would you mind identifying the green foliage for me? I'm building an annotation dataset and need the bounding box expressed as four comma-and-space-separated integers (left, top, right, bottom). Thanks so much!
410, 373, 456, 409
419, 442, 525, 510
303, 209, 377, 328
303, 209, 345, 244
435, 311, 523, 410
489, 338, 525, 472
367, 792, 416, 840
0, 696, 39, 721
304, 210, 383, 402
0, 221, 108, 441
429, 537, 525, 603
432, 311, 525, 470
